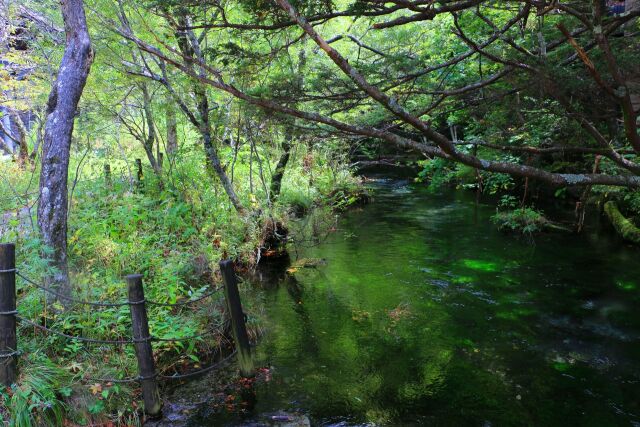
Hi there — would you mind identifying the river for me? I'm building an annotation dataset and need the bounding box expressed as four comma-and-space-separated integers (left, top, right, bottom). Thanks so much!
186, 178, 640, 426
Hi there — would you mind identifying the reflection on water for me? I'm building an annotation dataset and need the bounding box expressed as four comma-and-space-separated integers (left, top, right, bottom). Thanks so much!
210, 179, 640, 426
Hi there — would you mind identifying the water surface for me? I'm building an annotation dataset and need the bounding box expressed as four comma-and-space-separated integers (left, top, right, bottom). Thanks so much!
208, 179, 640, 426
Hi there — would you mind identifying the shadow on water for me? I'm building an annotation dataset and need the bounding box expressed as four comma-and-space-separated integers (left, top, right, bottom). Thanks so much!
176, 178, 640, 426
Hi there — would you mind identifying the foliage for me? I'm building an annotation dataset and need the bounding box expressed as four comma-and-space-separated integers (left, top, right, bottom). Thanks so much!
0, 351, 68, 427
491, 206, 548, 234
623, 190, 640, 219
481, 172, 515, 195
415, 158, 461, 188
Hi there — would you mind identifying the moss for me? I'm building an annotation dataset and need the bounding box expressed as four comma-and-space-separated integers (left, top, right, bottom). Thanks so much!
604, 201, 640, 244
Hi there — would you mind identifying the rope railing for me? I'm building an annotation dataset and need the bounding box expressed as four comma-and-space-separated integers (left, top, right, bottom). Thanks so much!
157, 349, 237, 380
0, 243, 255, 419
13, 271, 230, 346
16, 270, 223, 309
17, 271, 133, 308
16, 310, 229, 345
150, 323, 227, 342
145, 287, 223, 307
17, 316, 140, 345
85, 349, 238, 384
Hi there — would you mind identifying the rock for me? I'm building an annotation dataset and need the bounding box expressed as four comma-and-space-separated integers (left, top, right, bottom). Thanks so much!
236, 412, 311, 427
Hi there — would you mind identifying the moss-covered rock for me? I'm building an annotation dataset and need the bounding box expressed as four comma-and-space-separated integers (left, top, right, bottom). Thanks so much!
604, 201, 640, 244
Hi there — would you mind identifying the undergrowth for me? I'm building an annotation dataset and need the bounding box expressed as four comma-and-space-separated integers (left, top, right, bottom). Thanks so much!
0, 142, 360, 425
491, 196, 548, 234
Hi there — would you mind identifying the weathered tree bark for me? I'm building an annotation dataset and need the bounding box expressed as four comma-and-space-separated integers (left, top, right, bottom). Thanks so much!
37, 0, 93, 305
166, 98, 178, 157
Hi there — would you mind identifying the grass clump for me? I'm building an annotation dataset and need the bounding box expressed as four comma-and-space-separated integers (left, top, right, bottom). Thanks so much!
491, 196, 548, 234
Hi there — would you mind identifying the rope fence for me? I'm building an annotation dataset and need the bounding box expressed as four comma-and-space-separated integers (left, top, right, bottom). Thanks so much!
87, 349, 238, 384
0, 242, 254, 419
16, 270, 223, 309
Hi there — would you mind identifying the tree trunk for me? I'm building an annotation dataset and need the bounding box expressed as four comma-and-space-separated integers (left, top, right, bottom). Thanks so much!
605, 201, 640, 244
271, 50, 306, 202
270, 127, 293, 200
8, 110, 29, 166
175, 16, 245, 213
196, 88, 245, 213
627, 0, 640, 112
140, 84, 161, 177
37, 0, 93, 305
166, 98, 177, 157
29, 109, 44, 161
1, 110, 15, 153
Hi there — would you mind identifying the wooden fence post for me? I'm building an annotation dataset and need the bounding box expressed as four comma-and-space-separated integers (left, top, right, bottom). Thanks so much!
219, 260, 253, 377
126, 274, 162, 417
0, 243, 17, 386
104, 164, 112, 188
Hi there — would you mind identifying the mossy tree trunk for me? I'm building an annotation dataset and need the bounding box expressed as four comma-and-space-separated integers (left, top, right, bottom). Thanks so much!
604, 201, 640, 244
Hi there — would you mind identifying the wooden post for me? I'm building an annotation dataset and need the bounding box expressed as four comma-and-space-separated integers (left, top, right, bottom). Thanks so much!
126, 274, 161, 417
135, 158, 143, 188
0, 243, 17, 386
219, 260, 253, 377
104, 164, 112, 188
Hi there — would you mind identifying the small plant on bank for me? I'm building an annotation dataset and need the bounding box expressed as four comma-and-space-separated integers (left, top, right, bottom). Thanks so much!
0, 351, 69, 427
492, 196, 548, 234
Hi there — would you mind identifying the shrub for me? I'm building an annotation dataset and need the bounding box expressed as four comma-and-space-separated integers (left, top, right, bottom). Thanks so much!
491, 207, 548, 234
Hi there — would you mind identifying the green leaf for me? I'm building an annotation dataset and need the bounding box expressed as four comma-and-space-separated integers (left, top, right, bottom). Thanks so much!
59, 387, 73, 397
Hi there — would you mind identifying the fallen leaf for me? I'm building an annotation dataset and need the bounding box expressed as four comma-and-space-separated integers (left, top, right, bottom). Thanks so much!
89, 383, 102, 395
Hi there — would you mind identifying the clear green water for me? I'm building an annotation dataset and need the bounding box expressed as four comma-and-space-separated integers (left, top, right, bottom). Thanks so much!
212, 179, 640, 426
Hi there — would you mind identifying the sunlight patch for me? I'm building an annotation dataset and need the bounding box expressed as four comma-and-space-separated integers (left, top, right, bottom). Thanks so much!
616, 281, 637, 291
461, 259, 499, 272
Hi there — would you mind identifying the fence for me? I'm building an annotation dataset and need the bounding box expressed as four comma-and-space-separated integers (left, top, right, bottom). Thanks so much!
0, 242, 253, 418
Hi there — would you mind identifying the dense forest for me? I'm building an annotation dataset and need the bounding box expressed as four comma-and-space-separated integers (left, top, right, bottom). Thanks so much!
1, 0, 639, 425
